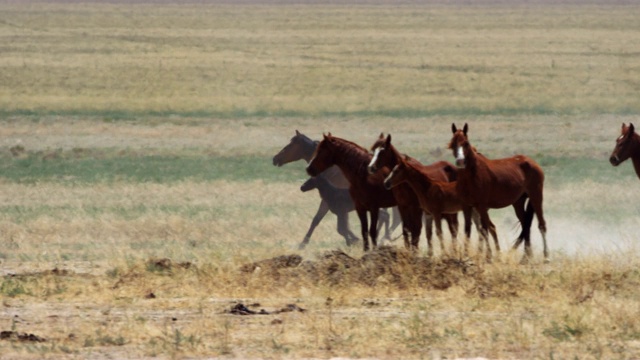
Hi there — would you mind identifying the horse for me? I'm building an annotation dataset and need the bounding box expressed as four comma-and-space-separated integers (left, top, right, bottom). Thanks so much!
300, 176, 391, 248
273, 130, 399, 248
370, 133, 498, 255
368, 134, 459, 255
273, 130, 349, 189
383, 154, 476, 255
306, 133, 420, 252
610, 123, 640, 180
448, 123, 548, 262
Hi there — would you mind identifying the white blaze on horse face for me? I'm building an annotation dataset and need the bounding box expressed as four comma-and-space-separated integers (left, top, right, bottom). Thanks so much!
368, 147, 384, 174
455, 146, 465, 168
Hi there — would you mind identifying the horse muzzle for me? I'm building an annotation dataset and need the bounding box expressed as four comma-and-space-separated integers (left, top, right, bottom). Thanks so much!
300, 178, 314, 192
455, 158, 466, 168
609, 155, 621, 166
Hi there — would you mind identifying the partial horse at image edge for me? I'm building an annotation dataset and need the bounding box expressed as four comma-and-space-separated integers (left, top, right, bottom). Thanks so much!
610, 122, 640, 180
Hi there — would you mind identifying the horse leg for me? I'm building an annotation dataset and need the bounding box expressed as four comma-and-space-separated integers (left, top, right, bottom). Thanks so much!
398, 206, 412, 250
529, 188, 549, 262
511, 195, 528, 250
389, 207, 403, 234
356, 207, 370, 252
462, 207, 473, 256
517, 201, 535, 264
423, 213, 434, 256
488, 219, 500, 253
409, 210, 423, 251
299, 200, 330, 249
336, 211, 358, 247
369, 209, 380, 249
433, 213, 445, 256
444, 213, 459, 254
376, 209, 391, 241
478, 208, 493, 262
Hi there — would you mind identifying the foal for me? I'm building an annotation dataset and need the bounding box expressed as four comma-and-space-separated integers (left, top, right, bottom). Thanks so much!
449, 123, 548, 262
368, 134, 459, 255
610, 123, 640, 180
383, 154, 475, 255
300, 176, 391, 248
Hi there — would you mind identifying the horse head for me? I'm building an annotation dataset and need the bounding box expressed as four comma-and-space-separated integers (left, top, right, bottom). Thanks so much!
300, 177, 318, 192
383, 154, 409, 190
368, 133, 393, 174
273, 130, 317, 166
610, 123, 636, 166
306, 133, 335, 177
449, 123, 472, 168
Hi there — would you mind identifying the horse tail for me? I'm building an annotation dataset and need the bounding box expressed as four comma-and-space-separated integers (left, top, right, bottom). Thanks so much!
518, 198, 535, 240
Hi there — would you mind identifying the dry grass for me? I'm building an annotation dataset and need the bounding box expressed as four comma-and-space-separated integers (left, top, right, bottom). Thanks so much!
1, 2, 639, 115
1, 1, 640, 358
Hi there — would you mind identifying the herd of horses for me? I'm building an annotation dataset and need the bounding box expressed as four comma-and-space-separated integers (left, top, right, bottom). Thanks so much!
273, 122, 640, 263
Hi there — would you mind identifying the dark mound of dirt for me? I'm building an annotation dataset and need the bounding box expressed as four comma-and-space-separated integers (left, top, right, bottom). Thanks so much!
241, 246, 481, 290
0, 331, 46, 342
225, 302, 306, 316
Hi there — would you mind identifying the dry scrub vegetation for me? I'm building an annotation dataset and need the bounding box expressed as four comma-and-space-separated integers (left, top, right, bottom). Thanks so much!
1, 1, 640, 359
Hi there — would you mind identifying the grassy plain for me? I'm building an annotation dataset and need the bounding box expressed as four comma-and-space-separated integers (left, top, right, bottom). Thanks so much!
1, 1, 640, 359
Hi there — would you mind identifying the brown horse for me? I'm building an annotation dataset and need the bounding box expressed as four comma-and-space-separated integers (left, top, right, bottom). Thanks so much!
448, 123, 548, 262
307, 134, 420, 252
383, 154, 475, 254
300, 176, 390, 248
610, 123, 640, 180
370, 134, 498, 255
273, 130, 398, 248
368, 134, 460, 255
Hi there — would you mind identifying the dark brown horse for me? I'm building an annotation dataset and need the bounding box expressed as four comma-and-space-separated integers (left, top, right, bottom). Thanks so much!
306, 134, 419, 252
383, 154, 474, 254
368, 134, 460, 255
300, 176, 390, 247
448, 123, 548, 262
610, 123, 640, 180
273, 130, 399, 248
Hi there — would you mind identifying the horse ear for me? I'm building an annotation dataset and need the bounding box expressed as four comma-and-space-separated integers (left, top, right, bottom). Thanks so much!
379, 132, 384, 139
463, 123, 469, 136
451, 123, 457, 134
385, 134, 392, 146
630, 123, 635, 134
323, 133, 329, 140
295, 130, 300, 135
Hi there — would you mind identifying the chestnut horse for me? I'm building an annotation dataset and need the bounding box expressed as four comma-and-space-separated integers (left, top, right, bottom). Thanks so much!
383, 154, 475, 254
300, 175, 390, 248
368, 134, 459, 255
273, 130, 398, 248
307, 134, 421, 252
610, 123, 640, 180
448, 123, 548, 262
370, 134, 498, 255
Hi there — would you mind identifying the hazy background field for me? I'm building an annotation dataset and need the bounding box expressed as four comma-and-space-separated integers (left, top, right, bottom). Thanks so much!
1, 1, 640, 359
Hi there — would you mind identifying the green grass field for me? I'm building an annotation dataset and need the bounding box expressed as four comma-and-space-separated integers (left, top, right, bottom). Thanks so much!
1, 1, 640, 359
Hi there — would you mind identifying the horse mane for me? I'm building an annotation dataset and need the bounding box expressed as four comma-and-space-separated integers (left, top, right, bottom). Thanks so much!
328, 136, 372, 169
